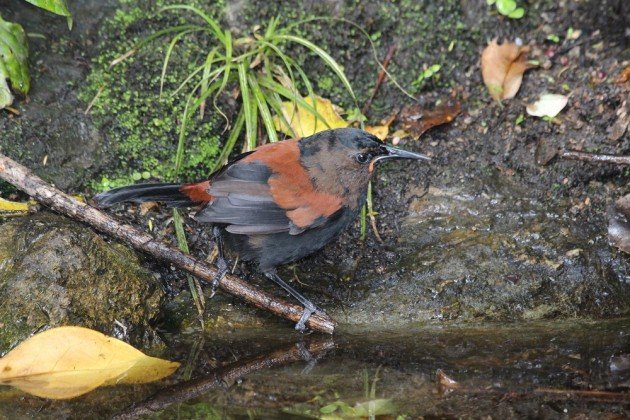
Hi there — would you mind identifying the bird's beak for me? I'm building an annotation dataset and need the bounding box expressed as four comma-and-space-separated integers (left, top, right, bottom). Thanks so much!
380, 145, 431, 162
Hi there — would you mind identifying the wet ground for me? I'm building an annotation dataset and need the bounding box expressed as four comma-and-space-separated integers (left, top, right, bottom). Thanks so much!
0, 319, 629, 418
0, 0, 629, 417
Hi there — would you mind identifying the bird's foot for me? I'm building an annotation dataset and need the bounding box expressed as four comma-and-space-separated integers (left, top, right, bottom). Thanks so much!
296, 342, 318, 374
209, 258, 228, 298
295, 301, 319, 332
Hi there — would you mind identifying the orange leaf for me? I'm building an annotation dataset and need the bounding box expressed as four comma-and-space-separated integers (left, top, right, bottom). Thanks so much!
481, 39, 535, 101
400, 102, 461, 139
617, 64, 630, 85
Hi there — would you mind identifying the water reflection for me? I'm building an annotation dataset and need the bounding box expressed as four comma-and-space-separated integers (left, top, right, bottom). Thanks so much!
0, 319, 628, 418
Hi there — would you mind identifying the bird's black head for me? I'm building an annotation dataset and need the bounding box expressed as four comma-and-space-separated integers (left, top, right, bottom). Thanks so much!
298, 128, 430, 201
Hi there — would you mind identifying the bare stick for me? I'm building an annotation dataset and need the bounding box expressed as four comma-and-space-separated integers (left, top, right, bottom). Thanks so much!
560, 150, 630, 165
114, 338, 335, 418
361, 44, 397, 117
0, 153, 336, 334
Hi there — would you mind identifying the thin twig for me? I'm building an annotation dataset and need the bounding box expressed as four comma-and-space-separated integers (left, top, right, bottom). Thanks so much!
361, 44, 397, 117
114, 338, 335, 419
534, 387, 630, 403
560, 150, 630, 165
0, 153, 336, 334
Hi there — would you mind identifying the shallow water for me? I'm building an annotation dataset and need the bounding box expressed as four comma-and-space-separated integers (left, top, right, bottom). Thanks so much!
1, 319, 628, 418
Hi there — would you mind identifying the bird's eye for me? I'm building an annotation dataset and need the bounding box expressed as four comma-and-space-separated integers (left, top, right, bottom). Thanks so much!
356, 153, 370, 164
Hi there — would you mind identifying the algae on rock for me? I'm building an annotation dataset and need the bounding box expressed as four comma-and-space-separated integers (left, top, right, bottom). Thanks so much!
0, 212, 162, 353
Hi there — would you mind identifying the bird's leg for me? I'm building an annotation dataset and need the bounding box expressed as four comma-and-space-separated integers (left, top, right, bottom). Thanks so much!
209, 226, 228, 298
264, 269, 324, 332
296, 342, 318, 374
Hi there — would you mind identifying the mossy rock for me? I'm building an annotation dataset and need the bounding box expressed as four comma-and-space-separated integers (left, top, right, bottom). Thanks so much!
0, 212, 162, 353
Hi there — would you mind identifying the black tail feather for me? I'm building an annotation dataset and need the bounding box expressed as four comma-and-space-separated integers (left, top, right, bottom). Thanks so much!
93, 183, 195, 208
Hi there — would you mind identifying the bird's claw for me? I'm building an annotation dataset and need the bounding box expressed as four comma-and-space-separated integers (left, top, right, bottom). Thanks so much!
295, 302, 318, 332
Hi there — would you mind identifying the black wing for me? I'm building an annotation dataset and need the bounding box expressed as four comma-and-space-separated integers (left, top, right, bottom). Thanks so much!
195, 161, 293, 235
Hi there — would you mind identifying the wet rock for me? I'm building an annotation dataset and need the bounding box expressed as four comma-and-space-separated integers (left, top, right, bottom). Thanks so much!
330, 173, 630, 326
0, 212, 162, 353
0, 0, 116, 190
157, 290, 267, 334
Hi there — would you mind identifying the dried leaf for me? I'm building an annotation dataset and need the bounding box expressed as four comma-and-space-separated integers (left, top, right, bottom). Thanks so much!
272, 95, 348, 137
0, 197, 29, 213
608, 102, 629, 142
436, 369, 459, 392
616, 64, 630, 85
400, 102, 461, 139
0, 326, 180, 399
608, 194, 630, 254
481, 39, 534, 101
365, 115, 395, 140
526, 93, 568, 118
365, 124, 389, 140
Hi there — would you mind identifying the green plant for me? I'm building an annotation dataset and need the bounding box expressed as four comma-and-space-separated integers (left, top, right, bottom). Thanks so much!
0, 0, 72, 109
411, 63, 441, 90
116, 7, 357, 179
486, 0, 525, 19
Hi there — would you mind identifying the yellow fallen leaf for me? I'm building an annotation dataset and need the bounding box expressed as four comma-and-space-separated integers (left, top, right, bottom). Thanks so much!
272, 95, 348, 137
0, 197, 29, 213
365, 125, 389, 140
0, 326, 179, 399
481, 39, 535, 101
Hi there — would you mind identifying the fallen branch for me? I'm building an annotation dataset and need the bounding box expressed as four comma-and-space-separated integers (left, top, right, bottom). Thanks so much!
560, 150, 630, 166
361, 44, 397, 117
534, 387, 630, 403
0, 153, 336, 334
114, 338, 335, 418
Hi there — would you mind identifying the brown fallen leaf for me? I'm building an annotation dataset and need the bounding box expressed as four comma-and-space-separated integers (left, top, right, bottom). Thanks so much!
0, 326, 180, 399
481, 39, 535, 101
399, 102, 461, 139
608, 194, 630, 254
616, 64, 630, 85
608, 101, 629, 142
436, 369, 460, 393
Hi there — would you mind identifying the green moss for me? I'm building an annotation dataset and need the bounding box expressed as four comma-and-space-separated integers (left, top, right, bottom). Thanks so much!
79, 0, 225, 190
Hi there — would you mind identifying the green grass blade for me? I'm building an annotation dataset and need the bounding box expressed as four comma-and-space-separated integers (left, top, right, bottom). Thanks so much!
134, 24, 205, 50
213, 30, 232, 129
258, 77, 330, 130
160, 29, 198, 97
159, 5, 225, 43
173, 62, 225, 97
290, 16, 416, 101
210, 107, 245, 173
174, 79, 224, 176
256, 40, 320, 130
248, 74, 278, 143
199, 47, 218, 118
172, 208, 204, 320
172, 208, 190, 253
238, 60, 257, 150
274, 34, 356, 102
265, 88, 296, 138
200, 47, 218, 97
280, 55, 321, 133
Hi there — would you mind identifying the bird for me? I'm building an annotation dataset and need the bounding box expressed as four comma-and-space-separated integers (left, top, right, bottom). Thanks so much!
94, 128, 430, 331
